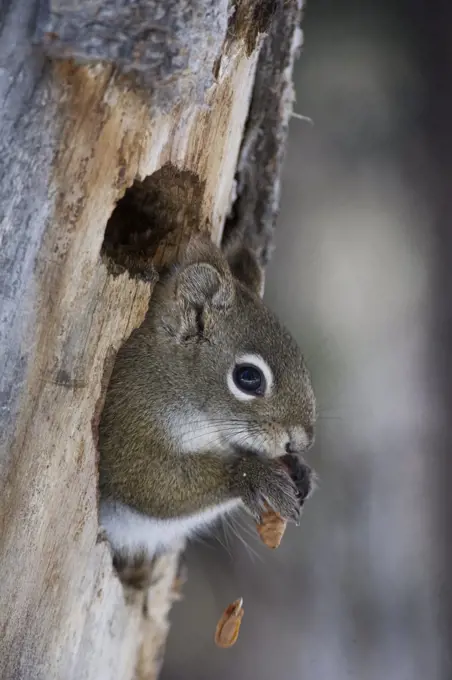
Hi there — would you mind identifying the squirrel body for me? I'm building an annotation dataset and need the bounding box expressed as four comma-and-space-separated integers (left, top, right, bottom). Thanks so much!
98, 237, 316, 560
100, 498, 239, 557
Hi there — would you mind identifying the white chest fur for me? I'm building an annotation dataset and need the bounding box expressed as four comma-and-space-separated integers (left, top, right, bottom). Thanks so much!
99, 498, 241, 557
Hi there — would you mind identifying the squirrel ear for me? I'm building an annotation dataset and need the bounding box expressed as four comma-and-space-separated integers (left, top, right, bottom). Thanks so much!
224, 243, 265, 299
175, 237, 234, 309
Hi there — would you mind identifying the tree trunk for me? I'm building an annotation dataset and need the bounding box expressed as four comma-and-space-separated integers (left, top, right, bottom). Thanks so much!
0, 1, 303, 678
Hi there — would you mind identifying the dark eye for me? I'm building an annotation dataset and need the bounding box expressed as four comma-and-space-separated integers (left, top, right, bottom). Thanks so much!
233, 364, 265, 396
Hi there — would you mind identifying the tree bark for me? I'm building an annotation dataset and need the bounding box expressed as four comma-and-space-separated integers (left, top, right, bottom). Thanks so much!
0, 1, 303, 678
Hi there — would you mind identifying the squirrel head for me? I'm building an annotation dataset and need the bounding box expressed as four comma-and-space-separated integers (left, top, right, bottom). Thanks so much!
142, 236, 316, 458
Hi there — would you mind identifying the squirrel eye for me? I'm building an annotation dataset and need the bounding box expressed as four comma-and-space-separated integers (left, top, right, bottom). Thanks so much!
233, 364, 266, 396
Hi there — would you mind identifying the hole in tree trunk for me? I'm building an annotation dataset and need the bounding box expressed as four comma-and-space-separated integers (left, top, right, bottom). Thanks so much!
101, 162, 206, 281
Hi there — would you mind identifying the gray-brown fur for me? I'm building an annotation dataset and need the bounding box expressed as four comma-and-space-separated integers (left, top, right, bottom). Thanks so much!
98, 237, 316, 532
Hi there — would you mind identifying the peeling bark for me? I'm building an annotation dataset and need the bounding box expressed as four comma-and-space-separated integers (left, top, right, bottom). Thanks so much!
223, 0, 304, 268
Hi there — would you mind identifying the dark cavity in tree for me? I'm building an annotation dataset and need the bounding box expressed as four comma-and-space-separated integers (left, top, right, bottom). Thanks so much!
101, 163, 206, 281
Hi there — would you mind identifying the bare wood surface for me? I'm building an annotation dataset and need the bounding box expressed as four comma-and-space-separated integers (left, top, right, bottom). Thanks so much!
0, 2, 264, 678
34, 0, 229, 111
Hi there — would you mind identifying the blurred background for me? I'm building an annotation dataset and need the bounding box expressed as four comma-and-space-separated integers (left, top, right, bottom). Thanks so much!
162, 1, 451, 678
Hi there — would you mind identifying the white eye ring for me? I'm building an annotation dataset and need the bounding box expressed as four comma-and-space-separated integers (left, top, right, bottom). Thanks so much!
227, 353, 274, 401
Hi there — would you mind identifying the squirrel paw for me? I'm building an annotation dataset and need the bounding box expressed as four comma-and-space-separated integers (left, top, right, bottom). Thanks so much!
232, 454, 300, 524
113, 551, 156, 591
281, 454, 317, 507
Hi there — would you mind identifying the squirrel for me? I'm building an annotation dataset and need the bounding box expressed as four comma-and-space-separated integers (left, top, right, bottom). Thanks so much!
98, 236, 317, 567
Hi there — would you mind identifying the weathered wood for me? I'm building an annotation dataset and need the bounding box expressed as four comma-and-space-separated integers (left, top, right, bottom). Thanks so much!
0, 1, 267, 677
34, 0, 229, 111
223, 0, 304, 267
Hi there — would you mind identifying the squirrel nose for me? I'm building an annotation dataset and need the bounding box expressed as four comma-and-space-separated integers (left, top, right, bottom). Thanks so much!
285, 426, 315, 454
285, 441, 298, 454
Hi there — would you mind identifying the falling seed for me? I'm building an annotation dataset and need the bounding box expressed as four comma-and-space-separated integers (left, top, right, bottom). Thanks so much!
215, 598, 244, 648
